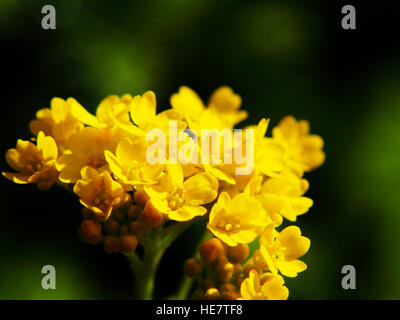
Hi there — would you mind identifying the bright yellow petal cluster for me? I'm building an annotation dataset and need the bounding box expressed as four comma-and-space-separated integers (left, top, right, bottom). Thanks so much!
272, 116, 325, 176
29, 97, 84, 149
256, 224, 310, 277
3, 131, 58, 189
239, 269, 288, 300
208, 192, 268, 246
145, 164, 218, 221
74, 166, 130, 220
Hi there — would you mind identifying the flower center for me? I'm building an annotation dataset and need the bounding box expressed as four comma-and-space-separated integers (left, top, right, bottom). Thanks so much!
87, 155, 107, 169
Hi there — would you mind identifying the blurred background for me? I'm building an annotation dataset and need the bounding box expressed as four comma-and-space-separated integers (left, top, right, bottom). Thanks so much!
1, 0, 400, 299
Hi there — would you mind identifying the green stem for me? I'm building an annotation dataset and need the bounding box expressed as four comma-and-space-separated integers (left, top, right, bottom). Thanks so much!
127, 220, 199, 300
173, 227, 213, 300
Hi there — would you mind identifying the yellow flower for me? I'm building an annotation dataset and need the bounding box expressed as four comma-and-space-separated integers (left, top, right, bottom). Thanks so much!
272, 116, 325, 176
259, 224, 310, 277
257, 170, 313, 223
105, 136, 163, 185
74, 166, 129, 220
252, 118, 284, 177
208, 86, 248, 128
95, 94, 132, 127
170, 86, 247, 131
116, 91, 186, 136
29, 97, 84, 148
144, 163, 218, 222
239, 269, 288, 300
208, 192, 269, 246
3, 131, 58, 189
56, 127, 126, 183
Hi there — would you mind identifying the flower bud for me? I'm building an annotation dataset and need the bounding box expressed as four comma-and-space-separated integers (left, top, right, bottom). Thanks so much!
199, 238, 225, 264
127, 205, 142, 220
134, 190, 150, 206
227, 244, 249, 263
103, 218, 119, 234
79, 219, 102, 244
119, 235, 138, 253
233, 263, 243, 275
203, 278, 216, 289
104, 235, 119, 253
119, 225, 130, 235
219, 283, 236, 293
220, 290, 239, 300
140, 201, 164, 229
183, 258, 203, 278
129, 220, 145, 236
112, 210, 125, 222
215, 259, 234, 282
205, 287, 220, 300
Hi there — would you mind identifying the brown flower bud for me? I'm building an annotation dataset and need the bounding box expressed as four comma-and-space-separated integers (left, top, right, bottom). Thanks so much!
203, 278, 216, 289
199, 238, 225, 264
119, 235, 138, 253
227, 244, 249, 263
205, 288, 220, 300
129, 220, 145, 236
134, 190, 150, 206
127, 205, 142, 220
103, 218, 119, 234
220, 290, 239, 300
112, 210, 125, 222
183, 258, 203, 278
140, 201, 164, 229
103, 235, 119, 253
219, 283, 236, 293
79, 219, 102, 245
233, 263, 243, 275
119, 225, 130, 235
215, 259, 234, 282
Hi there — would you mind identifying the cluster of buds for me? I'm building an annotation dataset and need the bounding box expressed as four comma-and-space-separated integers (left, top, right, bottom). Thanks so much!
184, 238, 250, 300
79, 190, 165, 254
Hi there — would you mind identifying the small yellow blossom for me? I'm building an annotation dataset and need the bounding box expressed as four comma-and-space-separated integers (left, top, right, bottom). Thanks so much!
257, 170, 313, 223
56, 127, 126, 183
272, 116, 325, 176
105, 136, 163, 185
96, 94, 132, 127
29, 97, 84, 148
259, 224, 310, 277
170, 86, 247, 131
252, 118, 284, 177
208, 192, 269, 246
117, 91, 186, 136
3, 132, 58, 190
74, 166, 130, 220
145, 163, 218, 221
239, 269, 289, 300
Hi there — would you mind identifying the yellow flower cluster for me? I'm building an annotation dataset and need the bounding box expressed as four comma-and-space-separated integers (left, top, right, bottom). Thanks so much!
2, 86, 324, 299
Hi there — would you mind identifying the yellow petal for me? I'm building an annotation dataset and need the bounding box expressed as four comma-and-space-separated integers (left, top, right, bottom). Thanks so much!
183, 172, 218, 205
130, 91, 156, 128
276, 260, 307, 277
69, 97, 107, 129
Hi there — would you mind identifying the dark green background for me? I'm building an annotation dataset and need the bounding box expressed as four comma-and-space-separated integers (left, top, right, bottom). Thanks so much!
1, 0, 399, 299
